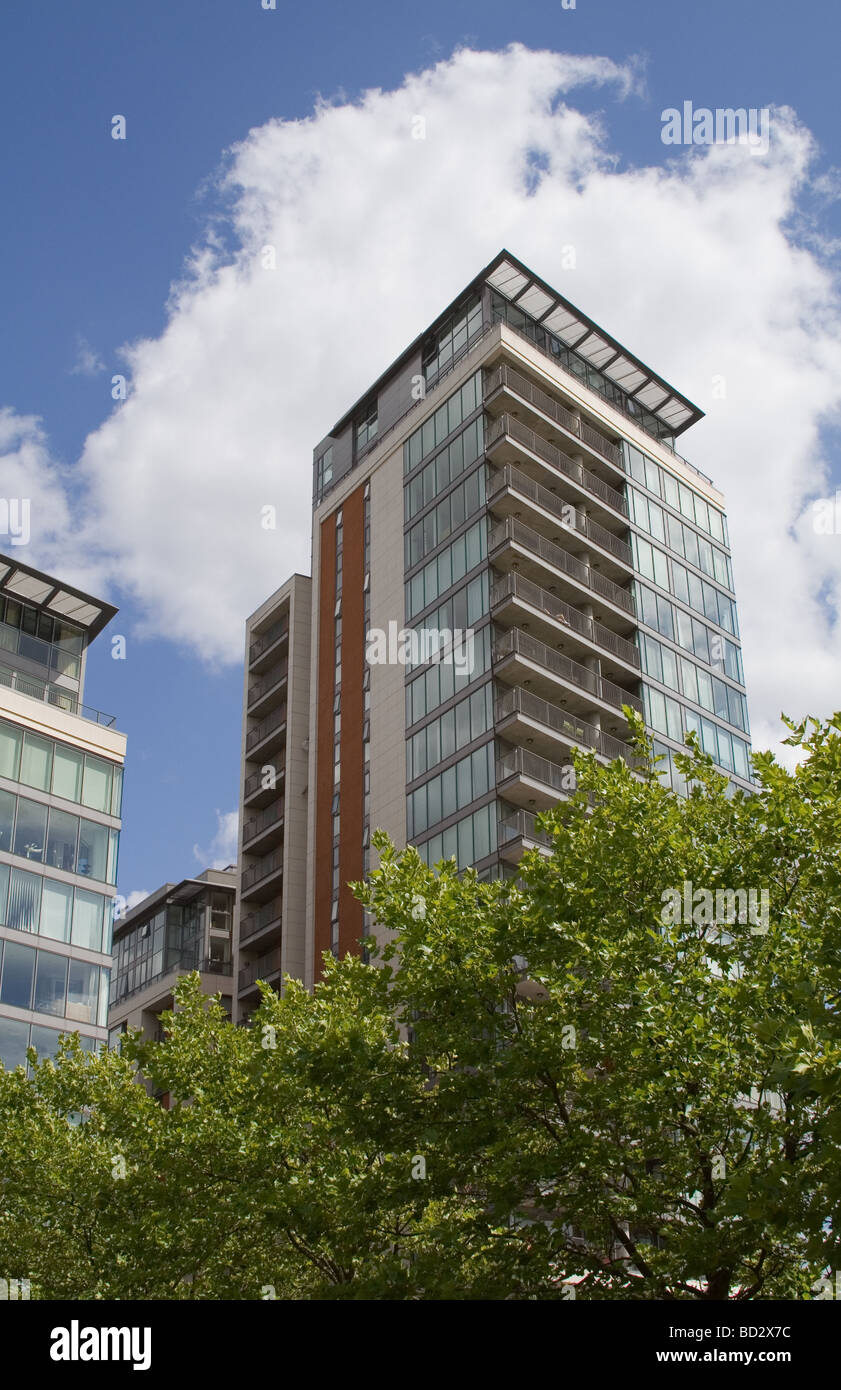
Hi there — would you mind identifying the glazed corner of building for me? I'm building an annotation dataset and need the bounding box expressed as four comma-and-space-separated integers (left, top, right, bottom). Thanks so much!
0, 554, 126, 1068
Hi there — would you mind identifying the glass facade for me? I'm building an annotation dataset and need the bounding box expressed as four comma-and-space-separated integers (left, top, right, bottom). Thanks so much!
399, 306, 752, 882
0, 717, 123, 814
110, 886, 233, 1007
421, 297, 483, 385
0, 597, 85, 685
0, 788, 118, 883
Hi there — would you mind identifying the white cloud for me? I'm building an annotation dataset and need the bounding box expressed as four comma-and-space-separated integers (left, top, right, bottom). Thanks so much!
193, 809, 239, 871
114, 889, 151, 921
69, 336, 105, 377
2, 44, 841, 762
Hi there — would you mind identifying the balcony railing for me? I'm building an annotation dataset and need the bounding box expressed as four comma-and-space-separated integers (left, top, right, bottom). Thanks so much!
242, 801, 285, 847
493, 629, 643, 716
498, 808, 553, 850
244, 761, 286, 799
484, 362, 623, 470
240, 897, 282, 944
249, 616, 289, 666
238, 945, 283, 991
245, 704, 287, 753
488, 463, 632, 566
241, 850, 283, 893
110, 955, 232, 1008
487, 414, 628, 518
240, 795, 283, 845
248, 658, 288, 707
490, 573, 640, 669
497, 746, 574, 795
0, 663, 117, 727
489, 517, 636, 616
492, 308, 715, 484
495, 686, 639, 765
198, 956, 233, 976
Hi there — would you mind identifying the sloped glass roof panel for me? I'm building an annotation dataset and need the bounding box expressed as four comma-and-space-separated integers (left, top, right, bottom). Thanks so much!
515, 285, 554, 318
487, 260, 530, 298
634, 382, 670, 409
659, 401, 693, 427
483, 250, 703, 437
5, 571, 54, 603
576, 333, 619, 369
604, 356, 648, 390
47, 592, 103, 626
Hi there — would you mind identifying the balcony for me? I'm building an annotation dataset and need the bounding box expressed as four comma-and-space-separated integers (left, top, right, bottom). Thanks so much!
497, 807, 553, 862
489, 517, 636, 620
0, 662, 117, 728
240, 849, 283, 903
493, 628, 643, 721
238, 945, 283, 994
492, 308, 715, 485
497, 746, 576, 811
245, 704, 287, 758
249, 615, 289, 672
243, 759, 286, 809
490, 573, 640, 673
486, 414, 628, 523
484, 362, 623, 473
247, 658, 288, 715
495, 685, 640, 766
488, 463, 631, 574
242, 799, 285, 853
239, 896, 282, 947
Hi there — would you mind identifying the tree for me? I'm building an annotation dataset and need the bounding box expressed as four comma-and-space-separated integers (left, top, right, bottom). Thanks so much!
0, 712, 838, 1299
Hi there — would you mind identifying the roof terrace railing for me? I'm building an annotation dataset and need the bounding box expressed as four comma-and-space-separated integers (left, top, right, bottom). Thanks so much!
0, 662, 117, 727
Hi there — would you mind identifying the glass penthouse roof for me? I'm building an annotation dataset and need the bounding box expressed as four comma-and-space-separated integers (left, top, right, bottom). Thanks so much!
0, 554, 118, 643
486, 254, 703, 437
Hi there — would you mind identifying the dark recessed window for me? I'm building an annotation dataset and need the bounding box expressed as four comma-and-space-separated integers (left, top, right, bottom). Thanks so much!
355, 400, 378, 453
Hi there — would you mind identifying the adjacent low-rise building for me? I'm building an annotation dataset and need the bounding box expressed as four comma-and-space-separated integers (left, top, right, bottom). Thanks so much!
108, 866, 237, 1052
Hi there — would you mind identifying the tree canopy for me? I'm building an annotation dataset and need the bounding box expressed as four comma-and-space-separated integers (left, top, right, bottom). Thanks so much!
1, 712, 839, 1299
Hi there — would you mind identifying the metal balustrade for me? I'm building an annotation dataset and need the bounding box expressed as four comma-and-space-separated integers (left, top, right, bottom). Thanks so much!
498, 808, 553, 849
241, 850, 283, 892
238, 946, 283, 991
493, 629, 643, 716
244, 761, 286, 799
485, 362, 623, 470
0, 663, 116, 727
495, 685, 638, 764
486, 413, 628, 518
240, 898, 283, 943
489, 516, 636, 616
249, 617, 289, 665
488, 462, 632, 566
490, 573, 640, 668
245, 704, 287, 753
242, 800, 285, 846
497, 745, 574, 794
248, 659, 288, 706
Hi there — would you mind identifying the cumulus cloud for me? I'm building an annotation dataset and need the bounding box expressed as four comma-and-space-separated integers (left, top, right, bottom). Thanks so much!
2, 44, 841, 761
69, 336, 105, 377
193, 809, 239, 871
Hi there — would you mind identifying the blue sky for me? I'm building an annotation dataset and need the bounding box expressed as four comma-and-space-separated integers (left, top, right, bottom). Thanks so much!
1, 0, 840, 903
